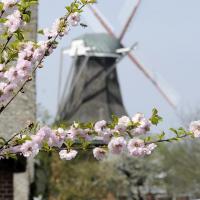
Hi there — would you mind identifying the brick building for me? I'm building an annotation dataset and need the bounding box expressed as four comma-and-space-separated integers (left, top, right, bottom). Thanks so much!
0, 5, 37, 200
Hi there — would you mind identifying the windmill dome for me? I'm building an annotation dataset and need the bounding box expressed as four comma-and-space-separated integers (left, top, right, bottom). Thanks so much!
65, 33, 122, 57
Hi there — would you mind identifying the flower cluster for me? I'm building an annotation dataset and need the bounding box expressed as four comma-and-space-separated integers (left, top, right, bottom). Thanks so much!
0, 110, 198, 161
0, 41, 48, 103
2, 0, 18, 12
189, 120, 200, 138
43, 12, 80, 39
4, 9, 22, 33
127, 138, 157, 157
0, 113, 155, 160
43, 18, 68, 39
0, 1, 82, 108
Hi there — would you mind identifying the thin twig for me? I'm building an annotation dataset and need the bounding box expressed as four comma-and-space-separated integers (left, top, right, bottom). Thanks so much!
0, 10, 5, 18
146, 134, 188, 145
0, 132, 21, 151
1, 35, 12, 53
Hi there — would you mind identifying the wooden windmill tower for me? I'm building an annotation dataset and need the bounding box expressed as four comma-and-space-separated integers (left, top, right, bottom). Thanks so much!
57, 0, 177, 123
57, 33, 128, 122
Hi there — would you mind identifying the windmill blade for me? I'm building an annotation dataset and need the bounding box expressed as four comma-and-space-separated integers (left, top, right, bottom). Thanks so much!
87, 4, 177, 110
119, 0, 141, 41
82, 6, 113, 33
87, 4, 115, 36
127, 53, 177, 109
152, 72, 180, 107
118, 0, 138, 24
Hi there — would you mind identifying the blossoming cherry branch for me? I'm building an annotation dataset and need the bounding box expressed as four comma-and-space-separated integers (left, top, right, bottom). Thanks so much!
0, 109, 198, 161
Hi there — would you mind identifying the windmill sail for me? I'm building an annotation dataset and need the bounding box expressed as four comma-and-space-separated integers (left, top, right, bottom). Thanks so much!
87, 4, 177, 110
57, 33, 127, 122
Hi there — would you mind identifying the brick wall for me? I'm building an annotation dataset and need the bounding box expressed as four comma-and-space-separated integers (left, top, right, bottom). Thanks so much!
0, 170, 13, 200
0, 4, 37, 200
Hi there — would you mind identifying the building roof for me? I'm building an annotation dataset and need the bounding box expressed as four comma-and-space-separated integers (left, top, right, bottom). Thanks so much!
65, 33, 122, 57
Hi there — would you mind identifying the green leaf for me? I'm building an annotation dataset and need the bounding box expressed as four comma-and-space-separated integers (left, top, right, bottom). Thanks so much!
0, 18, 7, 23
65, 6, 71, 12
74, 3, 79, 9
22, 13, 31, 23
9, 52, 18, 61
29, 0, 38, 6
144, 136, 151, 142
6, 153, 17, 160
82, 140, 91, 150
0, 3, 3, 12
0, 32, 8, 40
112, 115, 118, 125
37, 29, 44, 35
169, 128, 178, 136
65, 139, 74, 149
158, 132, 165, 140
14, 30, 24, 41
80, 0, 86, 4
149, 108, 163, 125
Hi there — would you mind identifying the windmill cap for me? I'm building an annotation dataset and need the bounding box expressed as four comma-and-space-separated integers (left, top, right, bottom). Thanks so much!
66, 33, 122, 57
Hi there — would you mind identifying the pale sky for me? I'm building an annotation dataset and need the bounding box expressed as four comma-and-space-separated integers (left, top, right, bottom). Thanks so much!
37, 0, 200, 129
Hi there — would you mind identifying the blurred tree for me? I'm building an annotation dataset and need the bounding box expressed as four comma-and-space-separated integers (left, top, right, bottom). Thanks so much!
49, 152, 128, 200
109, 154, 162, 200
157, 141, 200, 198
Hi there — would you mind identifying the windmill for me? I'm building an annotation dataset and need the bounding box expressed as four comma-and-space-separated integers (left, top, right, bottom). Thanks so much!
56, 0, 178, 123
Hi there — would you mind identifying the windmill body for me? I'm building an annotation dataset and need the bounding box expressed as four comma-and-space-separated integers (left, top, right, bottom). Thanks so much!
58, 33, 127, 122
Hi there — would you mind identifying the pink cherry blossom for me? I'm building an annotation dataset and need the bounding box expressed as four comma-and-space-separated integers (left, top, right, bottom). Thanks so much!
93, 147, 107, 160
127, 138, 145, 150
32, 47, 45, 62
132, 113, 145, 123
127, 138, 145, 157
44, 19, 60, 38
68, 12, 80, 26
146, 143, 157, 151
131, 113, 151, 135
32, 126, 52, 145
189, 120, 200, 138
0, 64, 5, 71
59, 149, 78, 160
101, 128, 112, 143
114, 124, 127, 133
94, 120, 107, 132
43, 18, 69, 38
4, 67, 20, 83
129, 147, 145, 157
8, 145, 21, 154
2, 0, 18, 11
20, 141, 39, 158
3, 83, 17, 94
78, 128, 92, 141
108, 137, 127, 154
66, 126, 79, 141
48, 128, 66, 148
128, 139, 157, 157
4, 10, 22, 33
130, 127, 147, 136
118, 116, 130, 127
